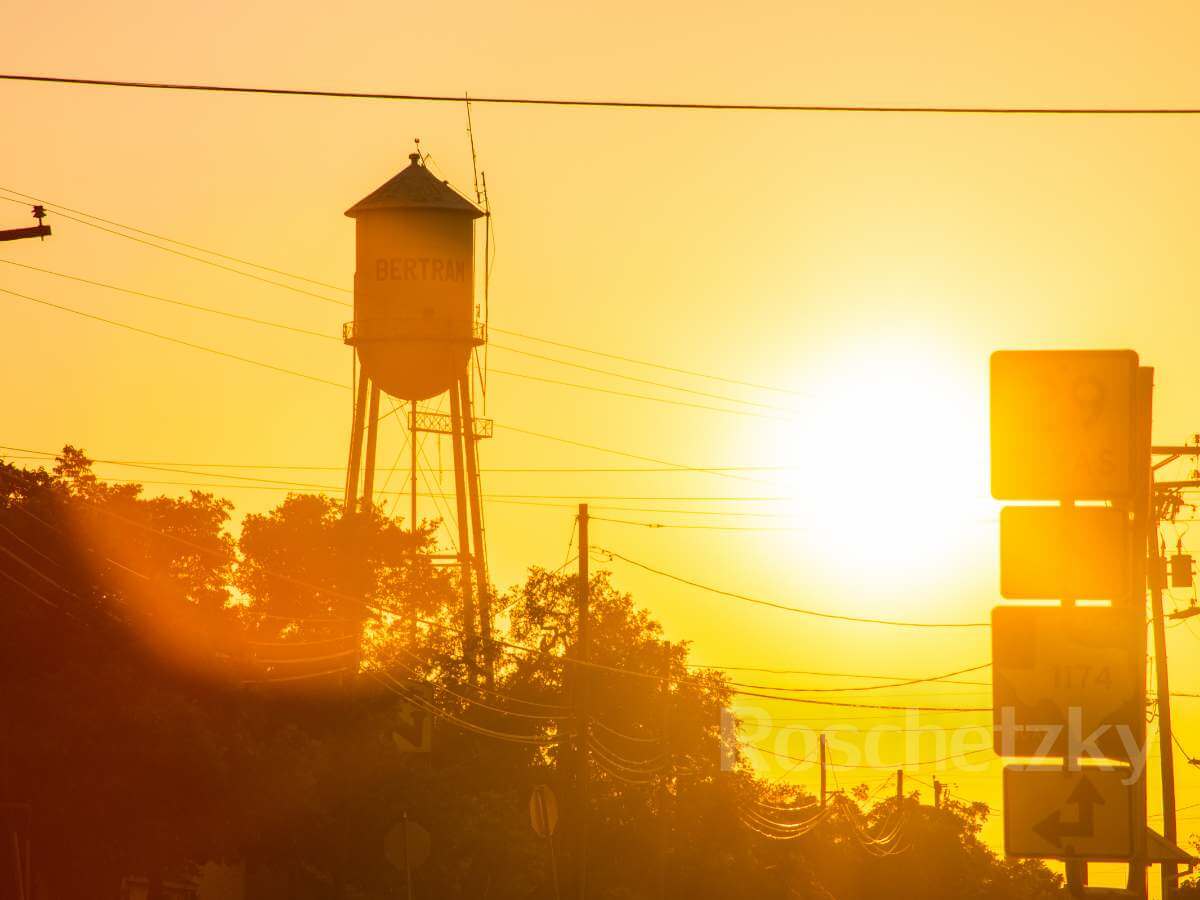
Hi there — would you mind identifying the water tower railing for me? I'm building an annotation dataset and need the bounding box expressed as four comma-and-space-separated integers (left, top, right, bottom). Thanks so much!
342, 319, 487, 346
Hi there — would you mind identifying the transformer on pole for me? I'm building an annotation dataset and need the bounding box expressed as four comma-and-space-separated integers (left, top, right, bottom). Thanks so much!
342, 148, 493, 683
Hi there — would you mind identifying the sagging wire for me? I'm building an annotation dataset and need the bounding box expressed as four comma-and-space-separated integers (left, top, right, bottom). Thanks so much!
369, 669, 568, 746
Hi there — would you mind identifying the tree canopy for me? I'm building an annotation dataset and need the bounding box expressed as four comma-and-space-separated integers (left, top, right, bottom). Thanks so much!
0, 449, 1068, 899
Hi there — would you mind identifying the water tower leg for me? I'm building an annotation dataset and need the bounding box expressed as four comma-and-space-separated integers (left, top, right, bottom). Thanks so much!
459, 374, 493, 688
410, 402, 418, 529
447, 378, 478, 679
362, 382, 381, 511
344, 369, 370, 516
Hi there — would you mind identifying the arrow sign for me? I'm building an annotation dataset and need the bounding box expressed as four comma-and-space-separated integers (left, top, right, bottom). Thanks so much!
1032, 776, 1105, 847
1004, 766, 1133, 861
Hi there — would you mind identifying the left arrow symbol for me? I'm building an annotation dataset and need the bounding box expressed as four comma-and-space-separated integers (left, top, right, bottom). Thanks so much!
1033, 776, 1105, 847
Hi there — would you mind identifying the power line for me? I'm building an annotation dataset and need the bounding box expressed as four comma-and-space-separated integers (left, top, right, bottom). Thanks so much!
0, 282, 761, 483
0, 257, 336, 340
490, 325, 805, 397
10, 201, 350, 307
494, 423, 765, 484
0, 187, 347, 292
596, 547, 990, 628
8, 485, 1004, 725
688, 662, 991, 686
2, 445, 791, 504
730, 688, 990, 711
742, 740, 992, 769
724, 663, 992, 694
488, 365, 794, 421
6, 73, 1200, 115
0, 190, 809, 399
1, 251, 793, 422
0, 468, 795, 520
489, 342, 801, 414
0, 453, 800, 474
590, 516, 804, 532
0, 285, 347, 388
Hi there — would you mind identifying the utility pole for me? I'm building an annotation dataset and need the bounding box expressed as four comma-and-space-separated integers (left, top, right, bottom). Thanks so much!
1151, 504, 1179, 898
659, 641, 671, 900
896, 770, 903, 803
576, 503, 590, 900
819, 735, 827, 809
1143, 442, 1200, 900
0, 206, 50, 242
933, 778, 942, 809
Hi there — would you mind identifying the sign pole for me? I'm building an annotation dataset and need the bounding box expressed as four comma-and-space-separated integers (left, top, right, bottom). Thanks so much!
819, 735, 827, 809
549, 832, 561, 900
403, 811, 414, 900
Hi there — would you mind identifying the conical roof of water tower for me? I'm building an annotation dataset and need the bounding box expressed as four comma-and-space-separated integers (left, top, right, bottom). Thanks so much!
345, 153, 485, 218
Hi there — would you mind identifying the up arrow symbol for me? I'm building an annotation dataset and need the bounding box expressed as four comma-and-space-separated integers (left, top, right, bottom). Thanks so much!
1033, 776, 1105, 848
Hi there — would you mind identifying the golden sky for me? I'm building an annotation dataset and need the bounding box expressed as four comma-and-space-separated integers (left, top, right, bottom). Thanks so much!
5, 0, 1200, 883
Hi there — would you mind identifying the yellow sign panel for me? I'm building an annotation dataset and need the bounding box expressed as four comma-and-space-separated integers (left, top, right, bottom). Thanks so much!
990, 350, 1138, 500
1004, 766, 1133, 861
992, 606, 1142, 759
999, 506, 1129, 600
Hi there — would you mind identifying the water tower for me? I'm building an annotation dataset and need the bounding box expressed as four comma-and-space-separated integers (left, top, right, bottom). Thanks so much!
342, 149, 492, 679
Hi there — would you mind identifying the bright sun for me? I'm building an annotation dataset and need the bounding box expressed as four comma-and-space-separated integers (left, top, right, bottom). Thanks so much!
759, 335, 992, 586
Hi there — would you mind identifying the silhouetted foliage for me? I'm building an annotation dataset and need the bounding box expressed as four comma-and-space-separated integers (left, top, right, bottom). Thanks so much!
0, 449, 1067, 899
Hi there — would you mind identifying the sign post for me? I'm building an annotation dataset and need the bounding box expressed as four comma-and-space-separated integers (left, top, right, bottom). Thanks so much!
989, 350, 1152, 898
384, 815, 431, 900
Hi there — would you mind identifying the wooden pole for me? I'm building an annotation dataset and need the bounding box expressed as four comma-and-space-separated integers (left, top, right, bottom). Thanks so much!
819, 735, 827, 809
576, 504, 590, 900
659, 641, 671, 900
1146, 383, 1180, 900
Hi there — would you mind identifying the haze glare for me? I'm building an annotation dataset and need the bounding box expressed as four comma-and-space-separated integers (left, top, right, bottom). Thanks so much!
3, 2, 1200, 898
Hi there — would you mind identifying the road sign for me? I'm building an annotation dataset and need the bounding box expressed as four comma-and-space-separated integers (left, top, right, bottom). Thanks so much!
992, 606, 1142, 759
384, 818, 431, 872
529, 784, 559, 838
991, 350, 1138, 500
1004, 765, 1133, 860
392, 682, 434, 753
999, 506, 1130, 600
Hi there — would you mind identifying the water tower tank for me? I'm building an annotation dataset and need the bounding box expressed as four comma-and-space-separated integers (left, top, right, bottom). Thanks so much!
345, 153, 485, 401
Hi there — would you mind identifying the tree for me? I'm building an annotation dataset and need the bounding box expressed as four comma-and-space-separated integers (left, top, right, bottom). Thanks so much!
0, 450, 1068, 899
